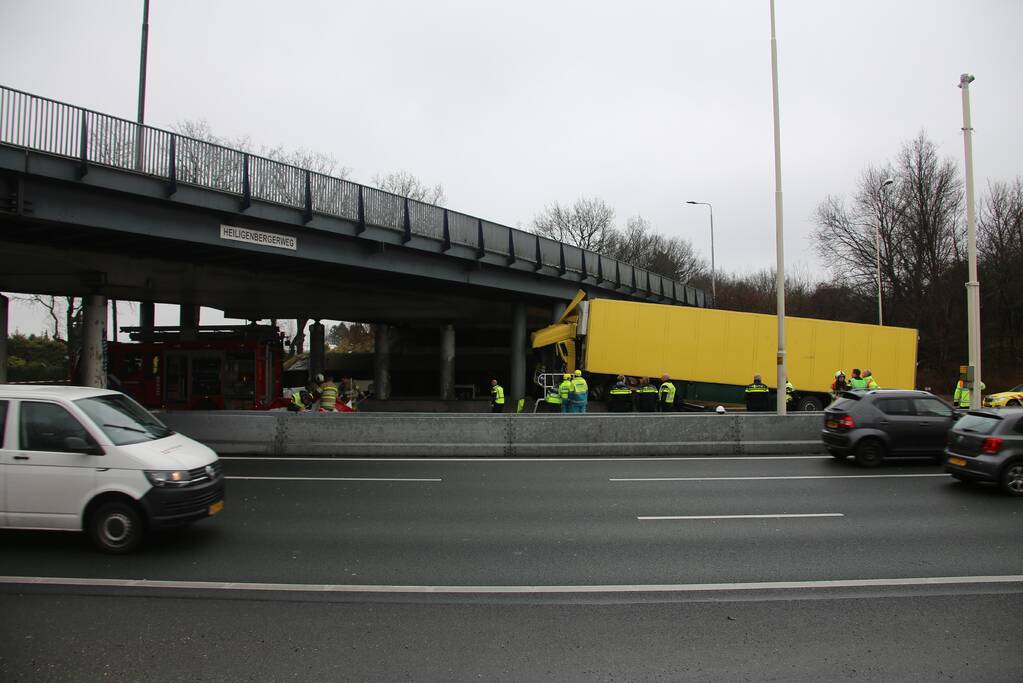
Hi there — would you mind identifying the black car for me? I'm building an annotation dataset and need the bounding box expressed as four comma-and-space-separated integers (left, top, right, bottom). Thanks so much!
821, 390, 958, 467
944, 408, 1023, 496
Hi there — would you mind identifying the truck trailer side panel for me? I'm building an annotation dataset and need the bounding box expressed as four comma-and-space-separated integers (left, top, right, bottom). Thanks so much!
582, 299, 916, 393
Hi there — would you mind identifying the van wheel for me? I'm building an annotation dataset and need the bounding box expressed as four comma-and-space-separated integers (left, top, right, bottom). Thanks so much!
1000, 462, 1023, 497
89, 501, 144, 554
854, 438, 885, 468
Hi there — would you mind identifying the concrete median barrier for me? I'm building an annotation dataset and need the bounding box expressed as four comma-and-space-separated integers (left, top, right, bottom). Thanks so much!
157, 411, 826, 457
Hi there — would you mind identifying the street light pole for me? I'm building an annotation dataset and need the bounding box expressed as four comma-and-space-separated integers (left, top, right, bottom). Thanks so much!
877, 178, 894, 326
685, 201, 715, 306
959, 73, 982, 409
769, 0, 787, 415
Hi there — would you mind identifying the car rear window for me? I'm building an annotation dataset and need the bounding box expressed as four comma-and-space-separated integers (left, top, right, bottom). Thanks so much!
829, 398, 858, 411
953, 414, 1001, 435
876, 398, 913, 416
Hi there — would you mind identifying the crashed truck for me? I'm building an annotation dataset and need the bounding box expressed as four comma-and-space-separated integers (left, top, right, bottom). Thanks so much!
530, 291, 918, 411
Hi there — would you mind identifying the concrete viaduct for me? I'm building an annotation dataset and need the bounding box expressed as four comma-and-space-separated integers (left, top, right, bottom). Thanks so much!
0, 85, 705, 405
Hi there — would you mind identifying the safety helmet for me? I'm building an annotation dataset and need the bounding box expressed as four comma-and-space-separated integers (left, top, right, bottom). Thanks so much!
563, 373, 571, 380
315, 373, 324, 383
574, 369, 582, 376
715, 405, 726, 414
834, 370, 844, 378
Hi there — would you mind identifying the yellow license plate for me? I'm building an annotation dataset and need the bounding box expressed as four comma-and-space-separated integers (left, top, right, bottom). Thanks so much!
209, 500, 224, 515
948, 457, 967, 467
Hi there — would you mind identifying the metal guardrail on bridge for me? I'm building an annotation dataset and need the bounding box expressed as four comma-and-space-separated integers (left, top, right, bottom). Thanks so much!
0, 85, 705, 307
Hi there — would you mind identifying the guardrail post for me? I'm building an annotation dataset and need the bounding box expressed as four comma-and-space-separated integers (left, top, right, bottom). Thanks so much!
356, 186, 366, 234
558, 243, 567, 276
615, 261, 622, 288
78, 110, 89, 178
442, 209, 451, 251
534, 234, 543, 271
166, 133, 178, 196
580, 251, 588, 281
476, 219, 485, 259
402, 197, 412, 243
303, 171, 313, 223
672, 280, 678, 303
241, 153, 251, 211
596, 255, 604, 284
506, 230, 516, 265
631, 266, 638, 292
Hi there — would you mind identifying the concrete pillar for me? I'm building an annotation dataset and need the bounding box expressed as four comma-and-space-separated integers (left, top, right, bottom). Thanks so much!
374, 324, 391, 400
140, 301, 155, 342
0, 294, 8, 384
552, 301, 567, 323
179, 304, 199, 341
510, 303, 527, 409
309, 321, 325, 380
81, 294, 107, 388
440, 323, 455, 400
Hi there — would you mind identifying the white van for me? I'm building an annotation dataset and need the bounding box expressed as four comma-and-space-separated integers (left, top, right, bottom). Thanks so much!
0, 385, 224, 553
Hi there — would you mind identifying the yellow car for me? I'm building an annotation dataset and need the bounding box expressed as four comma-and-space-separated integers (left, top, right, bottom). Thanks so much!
983, 383, 1023, 408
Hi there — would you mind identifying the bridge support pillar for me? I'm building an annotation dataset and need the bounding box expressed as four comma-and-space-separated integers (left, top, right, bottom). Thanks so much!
140, 301, 155, 342
179, 304, 199, 341
440, 324, 455, 400
374, 324, 391, 400
309, 321, 325, 380
0, 294, 7, 384
81, 294, 107, 388
510, 303, 527, 410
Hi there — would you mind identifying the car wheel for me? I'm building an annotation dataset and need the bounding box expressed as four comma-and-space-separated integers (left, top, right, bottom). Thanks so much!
1007, 399, 1021, 407
854, 438, 885, 467
89, 501, 144, 554
1000, 462, 1023, 497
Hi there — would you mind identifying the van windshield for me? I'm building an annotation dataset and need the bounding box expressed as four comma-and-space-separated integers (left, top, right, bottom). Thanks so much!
75, 394, 174, 445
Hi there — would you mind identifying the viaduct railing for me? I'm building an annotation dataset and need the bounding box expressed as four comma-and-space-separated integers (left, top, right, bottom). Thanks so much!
0, 85, 705, 307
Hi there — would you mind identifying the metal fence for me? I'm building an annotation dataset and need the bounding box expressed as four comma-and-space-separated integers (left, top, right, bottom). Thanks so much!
0, 84, 696, 303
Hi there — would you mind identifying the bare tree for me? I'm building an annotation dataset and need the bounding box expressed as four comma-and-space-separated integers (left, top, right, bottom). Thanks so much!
371, 170, 446, 206
612, 216, 707, 282
979, 178, 1023, 365
531, 197, 618, 253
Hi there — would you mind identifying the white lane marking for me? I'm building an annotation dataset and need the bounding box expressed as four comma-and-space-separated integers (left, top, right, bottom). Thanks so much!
1, 574, 1021, 594
638, 513, 844, 521
612, 474, 949, 482
226, 476, 442, 482
219, 455, 831, 462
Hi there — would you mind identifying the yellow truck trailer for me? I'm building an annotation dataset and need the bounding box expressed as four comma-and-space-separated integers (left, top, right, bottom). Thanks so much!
531, 292, 918, 410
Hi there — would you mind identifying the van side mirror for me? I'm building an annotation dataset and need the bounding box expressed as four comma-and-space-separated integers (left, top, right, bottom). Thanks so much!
64, 436, 102, 455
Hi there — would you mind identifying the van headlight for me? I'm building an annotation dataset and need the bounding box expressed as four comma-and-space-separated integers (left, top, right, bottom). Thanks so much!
145, 470, 193, 487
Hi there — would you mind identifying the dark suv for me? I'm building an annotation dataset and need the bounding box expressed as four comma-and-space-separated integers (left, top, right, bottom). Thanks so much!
944, 408, 1023, 496
821, 390, 958, 466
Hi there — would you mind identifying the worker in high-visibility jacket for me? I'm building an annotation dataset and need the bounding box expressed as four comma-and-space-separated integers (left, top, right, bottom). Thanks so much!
570, 369, 589, 413
658, 373, 676, 412
608, 375, 633, 412
785, 379, 795, 405
558, 373, 574, 414
863, 370, 879, 390
953, 377, 985, 409
490, 379, 505, 413
744, 374, 770, 412
318, 375, 339, 412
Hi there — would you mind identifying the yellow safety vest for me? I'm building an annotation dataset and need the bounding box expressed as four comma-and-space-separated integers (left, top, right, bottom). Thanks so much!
558, 380, 573, 401
492, 384, 505, 404
319, 382, 338, 409
571, 377, 588, 400
659, 382, 676, 404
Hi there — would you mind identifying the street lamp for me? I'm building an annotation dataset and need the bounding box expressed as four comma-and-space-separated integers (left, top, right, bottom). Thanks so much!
877, 177, 894, 326
959, 72, 982, 409
769, 0, 787, 415
685, 200, 715, 306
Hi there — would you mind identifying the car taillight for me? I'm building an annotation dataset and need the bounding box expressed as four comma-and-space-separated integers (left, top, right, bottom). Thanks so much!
838, 415, 855, 430
980, 437, 1003, 454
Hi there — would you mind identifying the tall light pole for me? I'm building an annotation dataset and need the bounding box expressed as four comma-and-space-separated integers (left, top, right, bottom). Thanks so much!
685, 200, 715, 306
769, 0, 787, 415
877, 178, 894, 326
960, 73, 982, 409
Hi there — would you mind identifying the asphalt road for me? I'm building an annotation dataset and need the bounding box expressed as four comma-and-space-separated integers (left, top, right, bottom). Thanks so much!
2, 454, 1021, 681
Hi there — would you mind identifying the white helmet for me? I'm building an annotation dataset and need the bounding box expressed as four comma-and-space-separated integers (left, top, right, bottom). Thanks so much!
314, 373, 324, 383
715, 405, 726, 414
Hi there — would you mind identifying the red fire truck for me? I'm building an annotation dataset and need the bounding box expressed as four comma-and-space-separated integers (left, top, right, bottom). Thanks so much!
107, 325, 285, 410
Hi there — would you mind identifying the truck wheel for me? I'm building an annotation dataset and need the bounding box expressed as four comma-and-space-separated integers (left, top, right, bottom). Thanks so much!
1000, 462, 1023, 496
854, 438, 885, 468
796, 396, 824, 411
1007, 399, 1021, 407
89, 501, 144, 554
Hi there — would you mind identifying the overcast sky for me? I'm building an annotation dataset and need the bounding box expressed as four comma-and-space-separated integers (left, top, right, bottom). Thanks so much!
3, 0, 1022, 335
